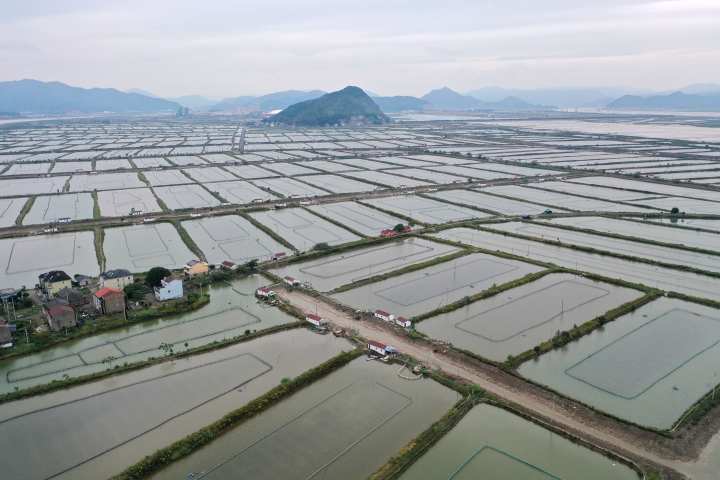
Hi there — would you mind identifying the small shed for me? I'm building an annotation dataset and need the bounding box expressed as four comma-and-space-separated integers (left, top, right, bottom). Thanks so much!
283, 276, 300, 287
374, 309, 394, 322
45, 304, 77, 331
368, 340, 396, 356
221, 261, 238, 271
255, 287, 276, 298
395, 316, 412, 328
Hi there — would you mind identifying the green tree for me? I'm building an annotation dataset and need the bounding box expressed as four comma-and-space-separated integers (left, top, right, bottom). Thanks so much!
313, 242, 331, 251
146, 267, 172, 288
393, 223, 406, 233
670, 207, 680, 215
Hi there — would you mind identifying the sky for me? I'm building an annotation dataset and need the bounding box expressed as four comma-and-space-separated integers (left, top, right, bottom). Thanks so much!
1, 0, 719, 98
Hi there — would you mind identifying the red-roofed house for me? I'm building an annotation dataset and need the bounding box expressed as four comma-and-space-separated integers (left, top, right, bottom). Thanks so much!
395, 316, 412, 328
44, 304, 76, 331
305, 313, 325, 327
93, 287, 126, 315
221, 261, 238, 271
367, 340, 396, 356
283, 276, 300, 287
255, 287, 275, 298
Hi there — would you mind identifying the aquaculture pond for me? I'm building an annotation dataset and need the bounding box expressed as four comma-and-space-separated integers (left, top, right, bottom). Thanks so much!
417, 273, 642, 362
519, 297, 720, 429
331, 252, 543, 318
0, 329, 349, 480
400, 404, 639, 480
0, 276, 292, 395
151, 357, 458, 480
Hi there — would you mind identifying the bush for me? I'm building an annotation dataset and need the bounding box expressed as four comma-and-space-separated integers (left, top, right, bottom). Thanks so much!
145, 267, 171, 288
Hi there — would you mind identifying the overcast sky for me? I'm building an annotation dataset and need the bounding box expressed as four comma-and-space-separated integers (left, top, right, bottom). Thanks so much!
1, 0, 719, 98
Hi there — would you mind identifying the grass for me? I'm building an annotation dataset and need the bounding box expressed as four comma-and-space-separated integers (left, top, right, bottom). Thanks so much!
91, 191, 101, 219
94, 226, 106, 271
171, 220, 206, 261
15, 196, 35, 225
329, 249, 474, 294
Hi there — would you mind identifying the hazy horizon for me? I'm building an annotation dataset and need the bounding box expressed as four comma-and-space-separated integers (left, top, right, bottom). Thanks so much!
2, 0, 719, 98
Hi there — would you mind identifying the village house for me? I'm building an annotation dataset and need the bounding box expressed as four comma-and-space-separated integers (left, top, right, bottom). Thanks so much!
221, 261, 238, 271
255, 287, 276, 299
367, 340, 396, 356
374, 309, 394, 322
395, 316, 412, 328
93, 287, 126, 315
44, 303, 77, 331
305, 313, 326, 328
184, 260, 209, 277
283, 276, 300, 287
38, 271, 72, 297
154, 277, 183, 301
99, 269, 134, 290
0, 323, 12, 345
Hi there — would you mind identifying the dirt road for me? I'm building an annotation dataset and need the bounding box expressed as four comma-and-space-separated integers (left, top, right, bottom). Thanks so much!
279, 288, 695, 479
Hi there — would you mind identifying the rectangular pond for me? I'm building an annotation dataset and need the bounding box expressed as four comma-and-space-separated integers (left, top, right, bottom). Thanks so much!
182, 215, 290, 265
363, 195, 489, 224
23, 193, 95, 224
308, 201, 407, 235
150, 356, 458, 480
0, 328, 348, 480
417, 273, 643, 362
96, 187, 162, 217
272, 237, 459, 292
332, 252, 543, 318
250, 208, 360, 251
103, 222, 194, 271
399, 403, 639, 480
519, 297, 720, 429
0, 231, 99, 290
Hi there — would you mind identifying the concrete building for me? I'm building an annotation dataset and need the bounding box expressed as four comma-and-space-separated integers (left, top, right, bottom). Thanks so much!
99, 269, 134, 290
154, 277, 183, 301
44, 304, 76, 331
93, 287, 126, 315
38, 271, 72, 297
184, 260, 209, 277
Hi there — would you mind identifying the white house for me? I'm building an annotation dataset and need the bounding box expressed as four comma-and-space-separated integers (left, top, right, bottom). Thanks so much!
395, 316, 412, 328
283, 276, 300, 287
367, 340, 397, 356
305, 313, 325, 327
255, 287, 276, 298
374, 309, 394, 322
154, 277, 183, 301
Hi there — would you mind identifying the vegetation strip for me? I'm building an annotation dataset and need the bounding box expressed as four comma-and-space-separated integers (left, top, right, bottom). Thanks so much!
0, 322, 303, 405
301, 206, 367, 238
369, 394, 481, 480
504, 291, 663, 369
91, 190, 101, 219
357, 200, 426, 226
329, 249, 474, 294
111, 348, 362, 480
469, 223, 720, 279
525, 219, 720, 258
14, 196, 35, 226
93, 226, 106, 272
171, 219, 206, 261
239, 211, 297, 251
411, 269, 558, 323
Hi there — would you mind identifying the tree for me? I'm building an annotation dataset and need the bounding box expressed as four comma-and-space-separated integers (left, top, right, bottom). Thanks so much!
670, 207, 680, 215
146, 267, 172, 288
124, 282, 150, 301
313, 242, 331, 251
393, 223, 406, 233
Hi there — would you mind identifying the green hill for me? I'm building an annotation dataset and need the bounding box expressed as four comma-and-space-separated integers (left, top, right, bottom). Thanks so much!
265, 86, 390, 126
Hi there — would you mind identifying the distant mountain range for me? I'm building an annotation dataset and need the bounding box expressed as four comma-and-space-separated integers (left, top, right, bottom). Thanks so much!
0, 80, 180, 114
607, 92, 720, 111
371, 96, 428, 112
212, 90, 326, 113
266, 86, 389, 126
419, 87, 550, 111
